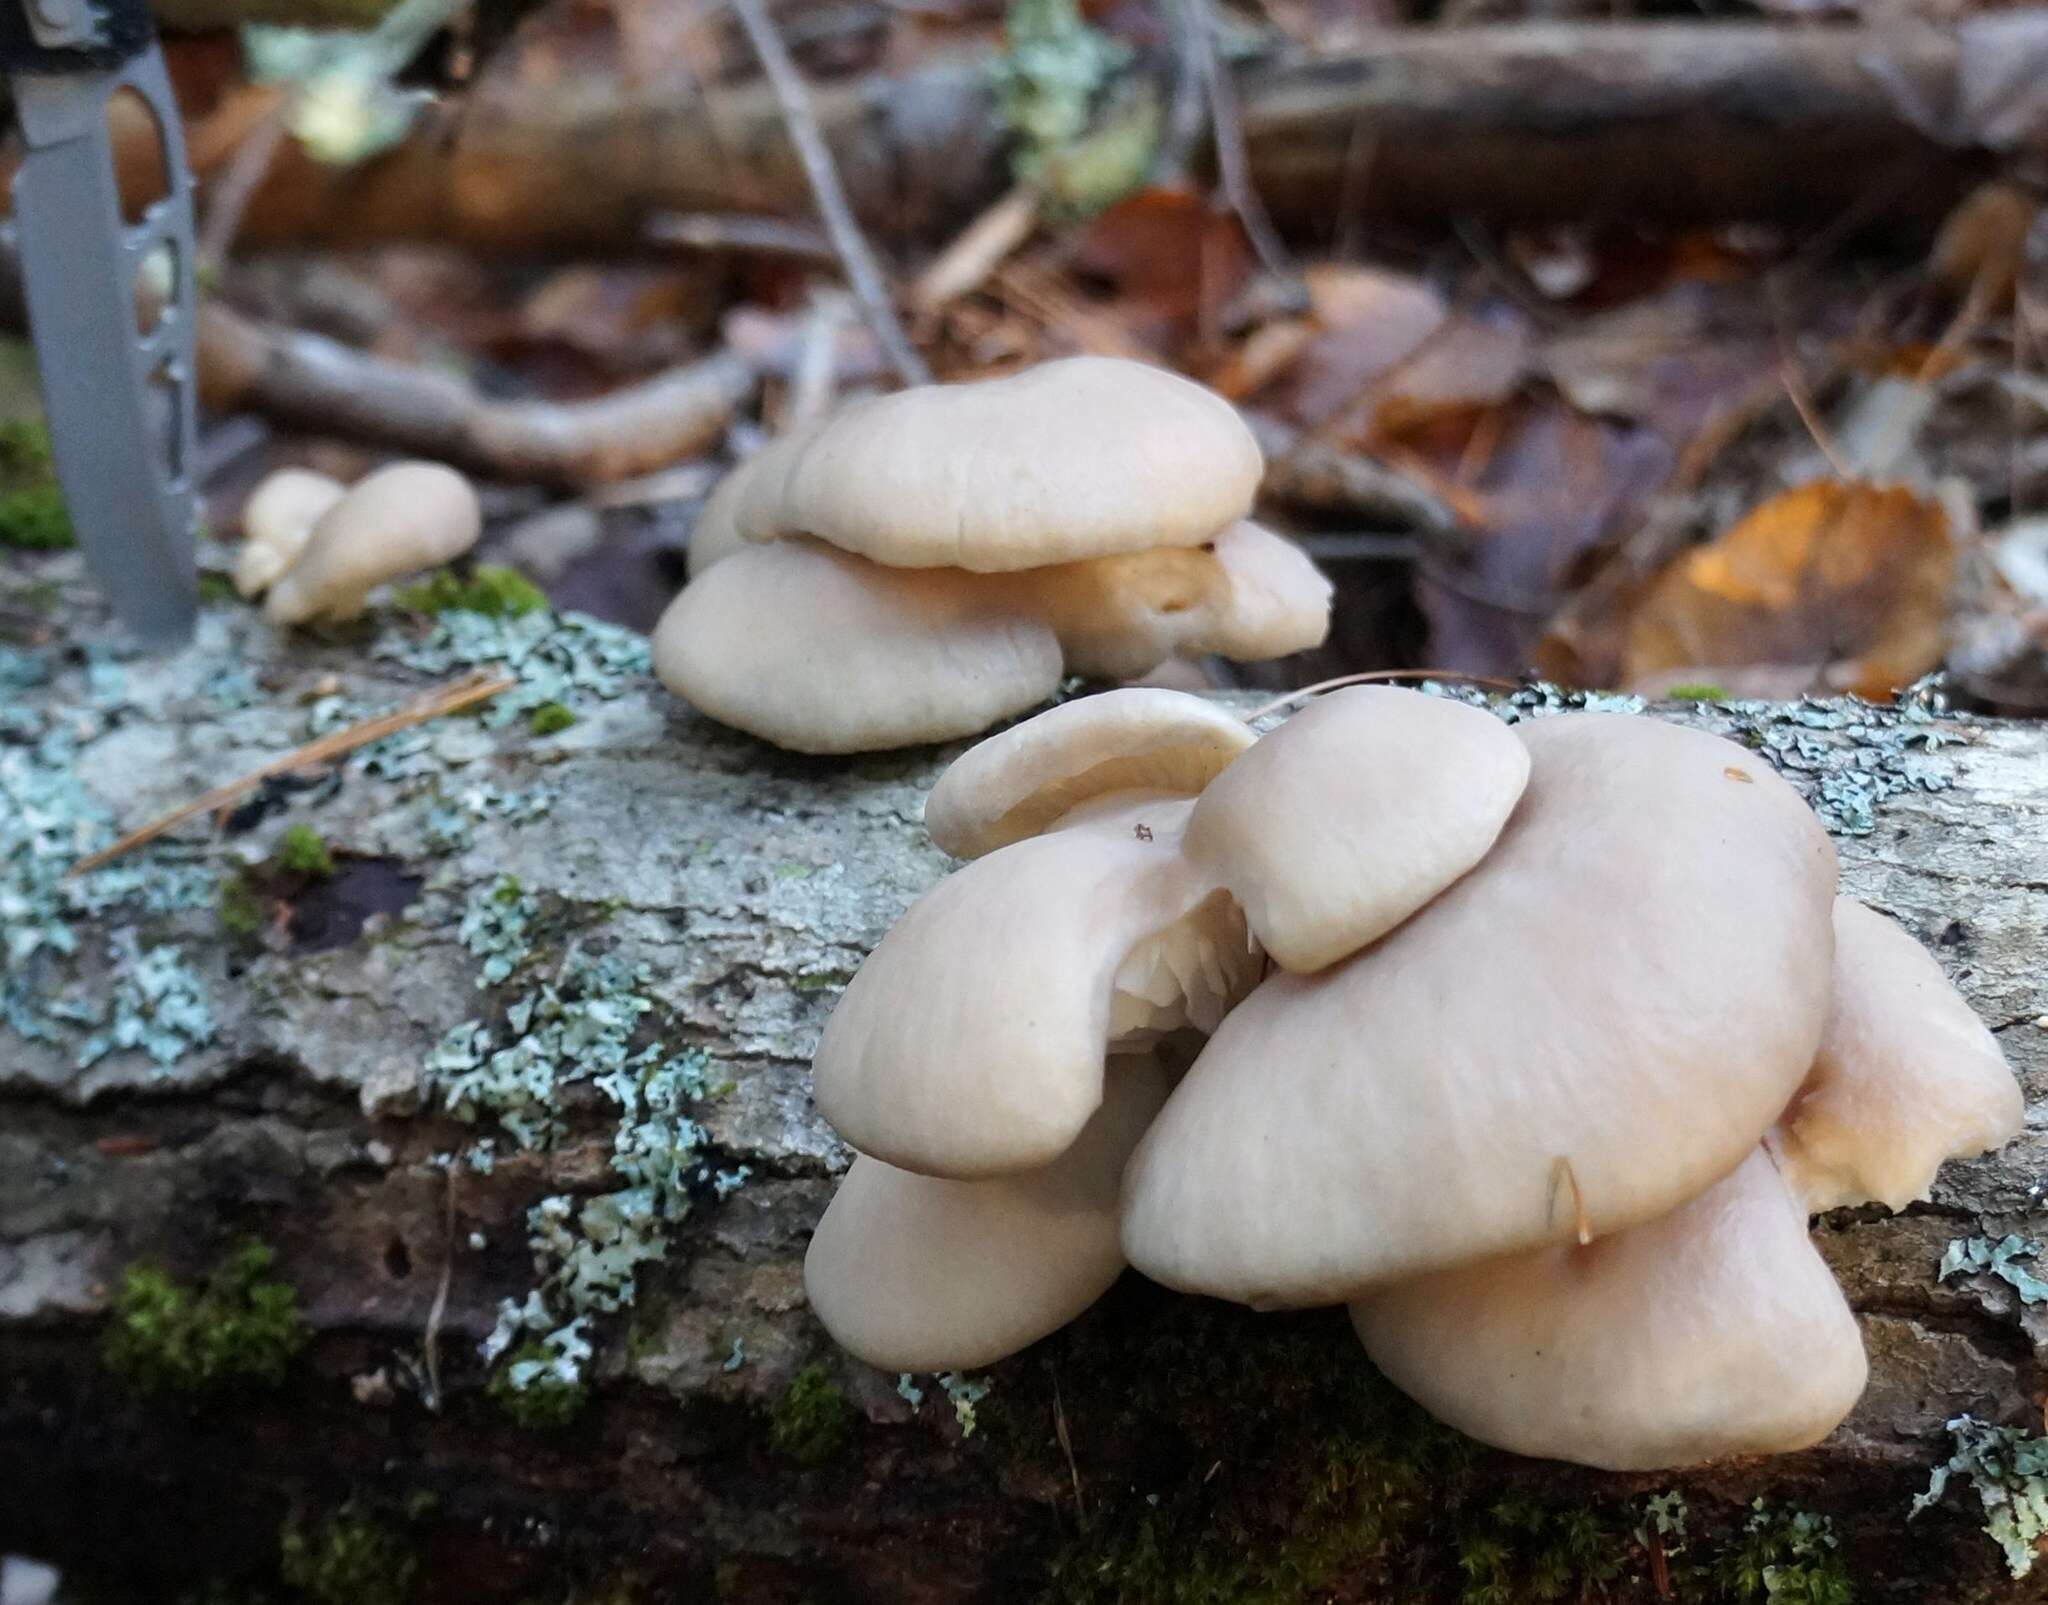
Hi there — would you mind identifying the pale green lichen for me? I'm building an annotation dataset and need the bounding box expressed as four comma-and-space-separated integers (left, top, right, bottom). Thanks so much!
1940, 1235, 2048, 1305
940, 1371, 993, 1437
373, 604, 648, 732
488, 1323, 591, 1429
989, 0, 1152, 211
457, 874, 537, 986
1713, 1500, 1849, 1605
1914, 1414, 2048, 1578
435, 956, 722, 1403
73, 931, 215, 1071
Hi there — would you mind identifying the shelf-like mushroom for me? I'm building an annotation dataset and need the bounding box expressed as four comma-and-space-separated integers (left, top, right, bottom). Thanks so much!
1121, 713, 1838, 1307
659, 358, 1331, 751
264, 461, 481, 627
1183, 686, 1529, 973
804, 1056, 1170, 1371
1769, 896, 2025, 1213
1348, 1148, 1869, 1472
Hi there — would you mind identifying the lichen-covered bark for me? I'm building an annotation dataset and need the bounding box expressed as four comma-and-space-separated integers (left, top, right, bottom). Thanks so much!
2, 559, 2045, 1601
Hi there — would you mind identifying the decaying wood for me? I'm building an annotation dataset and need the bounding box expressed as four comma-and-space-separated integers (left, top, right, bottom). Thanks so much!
195, 302, 759, 485
1, 582, 2044, 1600
211, 23, 1997, 256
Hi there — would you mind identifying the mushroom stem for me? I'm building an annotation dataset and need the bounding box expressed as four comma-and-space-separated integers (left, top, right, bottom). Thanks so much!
1241, 669, 1524, 723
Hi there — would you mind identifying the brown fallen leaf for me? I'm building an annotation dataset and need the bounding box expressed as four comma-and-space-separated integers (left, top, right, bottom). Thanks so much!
1621, 479, 1955, 703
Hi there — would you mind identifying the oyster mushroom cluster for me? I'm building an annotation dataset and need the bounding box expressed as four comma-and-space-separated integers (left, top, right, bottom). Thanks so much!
653, 357, 1332, 753
802, 685, 2024, 1472
234, 460, 481, 626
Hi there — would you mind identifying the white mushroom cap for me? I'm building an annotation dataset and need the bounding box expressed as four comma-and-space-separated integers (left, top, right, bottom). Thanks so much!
686, 428, 818, 579
1027, 524, 1332, 680
1769, 897, 2023, 1214
652, 539, 1062, 753
804, 1054, 1169, 1371
1200, 521, 1335, 662
1121, 713, 1839, 1307
1349, 1148, 1868, 1472
741, 357, 1264, 572
924, 688, 1255, 859
1185, 686, 1529, 973
263, 462, 481, 626
813, 794, 1235, 1178
233, 468, 346, 598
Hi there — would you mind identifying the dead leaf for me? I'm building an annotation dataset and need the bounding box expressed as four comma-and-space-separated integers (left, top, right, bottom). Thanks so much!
1364, 312, 1531, 444
1071, 186, 1253, 343
1622, 480, 1955, 702
1262, 264, 1448, 426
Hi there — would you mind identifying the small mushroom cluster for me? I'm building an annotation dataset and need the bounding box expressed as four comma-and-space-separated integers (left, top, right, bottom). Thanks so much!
234, 460, 482, 626
653, 357, 1332, 753
803, 686, 2024, 1471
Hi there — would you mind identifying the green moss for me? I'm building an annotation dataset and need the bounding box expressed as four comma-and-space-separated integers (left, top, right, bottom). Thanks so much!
218, 872, 266, 938
395, 564, 547, 620
198, 571, 241, 606
488, 1340, 589, 1429
0, 419, 73, 550
276, 824, 335, 878
1708, 1500, 1851, 1604
102, 1239, 305, 1400
0, 484, 75, 549
1665, 683, 1728, 702
526, 700, 576, 736
771, 1363, 848, 1464
280, 1498, 419, 1605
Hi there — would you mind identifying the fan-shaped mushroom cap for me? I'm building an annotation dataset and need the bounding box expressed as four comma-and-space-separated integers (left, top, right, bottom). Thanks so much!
233, 468, 346, 598
1769, 897, 2023, 1214
685, 428, 818, 578
1184, 686, 1529, 973
1121, 713, 1838, 1307
1200, 521, 1335, 661
1349, 1148, 1868, 1472
742, 357, 1263, 572
1030, 524, 1331, 679
924, 689, 1255, 859
813, 794, 1242, 1178
263, 462, 481, 626
652, 538, 1062, 753
804, 1055, 1169, 1371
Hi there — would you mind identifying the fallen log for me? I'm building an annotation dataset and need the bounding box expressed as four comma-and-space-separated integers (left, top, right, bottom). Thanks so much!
213, 22, 2001, 255
1, 562, 2044, 1601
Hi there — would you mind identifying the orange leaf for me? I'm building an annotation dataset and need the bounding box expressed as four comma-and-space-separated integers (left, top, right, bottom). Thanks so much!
1622, 480, 1954, 702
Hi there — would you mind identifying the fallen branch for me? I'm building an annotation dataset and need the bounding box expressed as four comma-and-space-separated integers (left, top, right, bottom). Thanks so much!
195, 302, 758, 486
68, 669, 513, 876
215, 23, 1997, 253
727, 0, 930, 387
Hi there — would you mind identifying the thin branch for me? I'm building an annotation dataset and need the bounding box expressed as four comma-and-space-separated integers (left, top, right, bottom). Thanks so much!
1242, 668, 1523, 724
421, 1165, 458, 1413
646, 211, 837, 262
1185, 0, 1295, 285
69, 670, 514, 876
727, 0, 931, 387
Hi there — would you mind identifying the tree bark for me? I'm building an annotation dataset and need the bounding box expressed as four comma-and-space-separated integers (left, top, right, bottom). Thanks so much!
211, 23, 1997, 256
1, 574, 2044, 1600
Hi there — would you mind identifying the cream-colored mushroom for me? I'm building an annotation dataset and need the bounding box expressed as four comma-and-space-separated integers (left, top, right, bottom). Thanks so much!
652, 538, 1063, 754
232, 468, 345, 598
1121, 713, 1838, 1307
813, 793, 1247, 1179
924, 688, 1255, 860
1026, 524, 1331, 680
1349, 1148, 1868, 1472
1769, 897, 2023, 1213
264, 462, 481, 626
804, 1055, 1169, 1371
746, 356, 1264, 571
1183, 686, 1530, 973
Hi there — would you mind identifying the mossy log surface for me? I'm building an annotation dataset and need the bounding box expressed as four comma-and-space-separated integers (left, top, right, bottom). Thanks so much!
2, 558, 2046, 1602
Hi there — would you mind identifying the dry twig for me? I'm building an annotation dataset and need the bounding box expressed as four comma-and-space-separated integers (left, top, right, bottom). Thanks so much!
69, 670, 514, 876
197, 302, 758, 486
1184, 0, 1295, 286
727, 0, 931, 386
